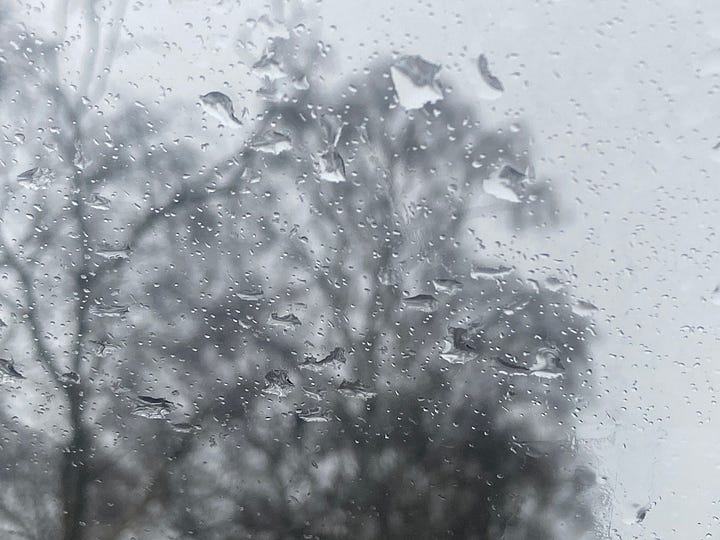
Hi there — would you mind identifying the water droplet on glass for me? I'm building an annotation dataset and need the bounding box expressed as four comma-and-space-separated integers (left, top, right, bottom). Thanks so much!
544, 276, 566, 292
470, 265, 514, 280
572, 299, 599, 317
337, 379, 377, 400
402, 294, 439, 313
476, 54, 504, 100
86, 193, 111, 211
530, 346, 565, 378
95, 245, 131, 260
301, 386, 327, 401
440, 326, 478, 365
268, 312, 302, 329
252, 48, 286, 81
263, 369, 294, 398
635, 502, 654, 524
292, 75, 310, 90
92, 335, 123, 357
17, 167, 55, 190
432, 278, 464, 295
199, 91, 242, 128
236, 288, 264, 301
297, 407, 331, 423
59, 371, 80, 385
89, 303, 130, 318
249, 130, 293, 154
390, 55, 443, 110
131, 395, 177, 419
73, 143, 92, 170
170, 422, 201, 434
0, 358, 24, 382
495, 347, 564, 379
298, 347, 346, 372
482, 165, 525, 203
313, 147, 346, 183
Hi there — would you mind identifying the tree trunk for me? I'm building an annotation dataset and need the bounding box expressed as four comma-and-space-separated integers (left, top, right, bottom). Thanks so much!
60, 385, 88, 540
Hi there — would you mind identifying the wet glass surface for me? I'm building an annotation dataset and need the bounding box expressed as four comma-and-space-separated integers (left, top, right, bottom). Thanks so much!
0, 1, 716, 538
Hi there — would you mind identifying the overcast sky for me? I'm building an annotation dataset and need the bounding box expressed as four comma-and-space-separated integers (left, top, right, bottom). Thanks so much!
18, 0, 720, 536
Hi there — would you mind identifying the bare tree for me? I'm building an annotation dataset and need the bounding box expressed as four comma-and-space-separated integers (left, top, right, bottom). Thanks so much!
0, 3, 597, 539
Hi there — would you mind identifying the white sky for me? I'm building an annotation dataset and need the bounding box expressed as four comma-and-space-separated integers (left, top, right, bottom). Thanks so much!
14, 0, 720, 536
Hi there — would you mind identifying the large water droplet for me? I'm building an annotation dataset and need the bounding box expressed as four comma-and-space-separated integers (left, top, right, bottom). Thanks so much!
297, 407, 331, 423
86, 193, 111, 211
337, 379, 377, 400
470, 265, 514, 280
263, 369, 294, 398
268, 312, 302, 329
298, 347, 346, 372
131, 395, 177, 419
199, 91, 242, 128
90, 303, 130, 318
17, 167, 55, 190
0, 358, 24, 383
249, 130, 293, 154
477, 54, 504, 100
432, 278, 463, 295
390, 55, 443, 110
402, 294, 439, 313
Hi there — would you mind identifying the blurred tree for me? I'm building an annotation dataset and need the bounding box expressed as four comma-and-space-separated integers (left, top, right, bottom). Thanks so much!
0, 2, 597, 540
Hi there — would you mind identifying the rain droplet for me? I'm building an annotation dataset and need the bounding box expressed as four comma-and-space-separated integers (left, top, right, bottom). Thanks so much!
432, 278, 463, 295
572, 299, 599, 317
476, 54, 504, 100
0, 358, 24, 382
59, 371, 80, 385
402, 294, 439, 313
313, 147, 346, 183
92, 335, 123, 357
337, 379, 377, 400
482, 165, 524, 203
263, 369, 294, 398
495, 347, 565, 379
131, 395, 177, 419
236, 288, 264, 301
298, 347, 346, 372
530, 347, 565, 378
292, 75, 310, 90
170, 422, 201, 434
635, 502, 654, 524
544, 276, 566, 292
268, 312, 302, 329
90, 303, 130, 318
249, 130, 292, 154
301, 386, 327, 401
470, 265, 514, 280
390, 55, 443, 110
297, 407, 331, 423
86, 193, 111, 211
199, 91, 242, 128
95, 245, 131, 260
439, 350, 477, 365
73, 143, 92, 170
17, 167, 55, 190
252, 48, 286, 81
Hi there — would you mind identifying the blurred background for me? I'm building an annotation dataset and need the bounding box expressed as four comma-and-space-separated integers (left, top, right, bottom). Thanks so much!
0, 0, 716, 539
